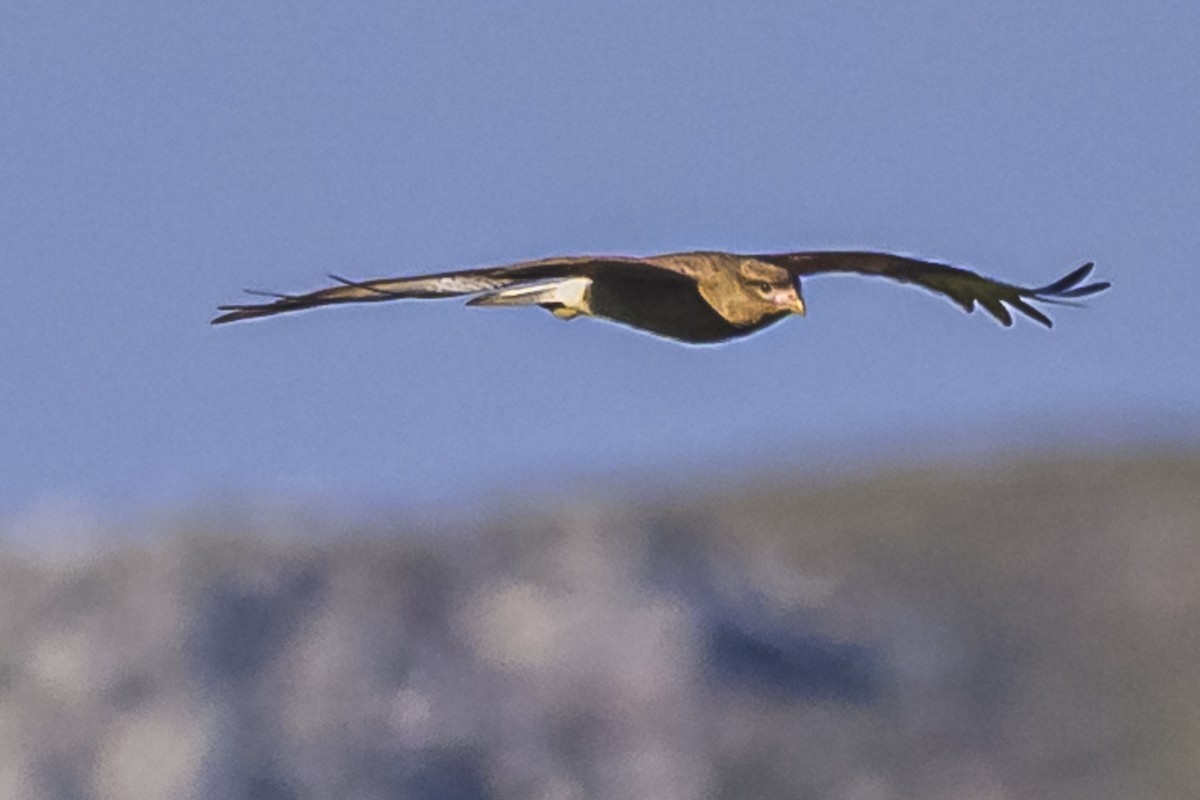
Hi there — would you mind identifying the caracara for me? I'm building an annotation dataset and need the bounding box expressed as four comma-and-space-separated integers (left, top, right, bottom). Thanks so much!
213, 250, 1108, 344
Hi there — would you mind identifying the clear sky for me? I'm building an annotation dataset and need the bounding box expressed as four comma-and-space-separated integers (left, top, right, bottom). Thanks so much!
2, 0, 1198, 520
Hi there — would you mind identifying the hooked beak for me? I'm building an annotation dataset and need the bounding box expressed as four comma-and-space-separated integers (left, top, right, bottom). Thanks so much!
788, 295, 806, 316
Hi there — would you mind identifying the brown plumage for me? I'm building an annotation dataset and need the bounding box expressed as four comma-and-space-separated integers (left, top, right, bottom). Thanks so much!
212, 250, 1109, 344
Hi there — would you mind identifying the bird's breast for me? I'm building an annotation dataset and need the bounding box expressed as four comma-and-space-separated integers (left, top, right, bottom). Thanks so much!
588, 277, 784, 344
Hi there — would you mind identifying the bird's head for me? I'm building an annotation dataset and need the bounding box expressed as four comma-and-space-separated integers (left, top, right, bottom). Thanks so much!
745, 271, 807, 317
697, 259, 805, 325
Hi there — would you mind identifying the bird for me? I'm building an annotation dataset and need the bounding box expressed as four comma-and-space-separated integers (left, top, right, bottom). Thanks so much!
212, 250, 1109, 344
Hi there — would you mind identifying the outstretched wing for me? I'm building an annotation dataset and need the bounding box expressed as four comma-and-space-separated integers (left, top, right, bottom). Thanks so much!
753, 251, 1109, 327
211, 256, 648, 325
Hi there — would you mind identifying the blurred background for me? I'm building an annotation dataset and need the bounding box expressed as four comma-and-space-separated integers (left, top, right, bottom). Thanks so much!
2, 1, 1198, 798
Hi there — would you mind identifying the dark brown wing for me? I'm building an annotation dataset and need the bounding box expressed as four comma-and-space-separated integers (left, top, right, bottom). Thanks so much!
753, 251, 1109, 327
211, 256, 651, 325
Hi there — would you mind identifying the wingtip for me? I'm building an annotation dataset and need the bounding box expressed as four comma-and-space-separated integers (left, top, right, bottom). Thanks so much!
211, 311, 244, 325
1033, 263, 1091, 294
211, 306, 264, 325
1030, 261, 1113, 300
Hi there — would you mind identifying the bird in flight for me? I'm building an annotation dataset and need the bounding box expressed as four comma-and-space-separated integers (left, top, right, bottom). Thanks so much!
212, 250, 1109, 344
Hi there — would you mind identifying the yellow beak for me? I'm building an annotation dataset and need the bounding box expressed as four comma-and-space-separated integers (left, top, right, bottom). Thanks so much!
790, 296, 806, 316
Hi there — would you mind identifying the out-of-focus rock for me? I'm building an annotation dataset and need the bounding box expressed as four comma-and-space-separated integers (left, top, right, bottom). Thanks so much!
1, 450, 1198, 799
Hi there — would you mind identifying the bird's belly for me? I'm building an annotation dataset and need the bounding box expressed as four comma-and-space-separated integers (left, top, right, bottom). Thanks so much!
588, 279, 784, 344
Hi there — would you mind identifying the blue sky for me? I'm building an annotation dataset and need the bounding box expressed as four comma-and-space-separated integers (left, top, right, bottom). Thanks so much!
2, 0, 1198, 518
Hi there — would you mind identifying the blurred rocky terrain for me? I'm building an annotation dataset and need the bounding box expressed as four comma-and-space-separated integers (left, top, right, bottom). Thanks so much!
2, 449, 1198, 799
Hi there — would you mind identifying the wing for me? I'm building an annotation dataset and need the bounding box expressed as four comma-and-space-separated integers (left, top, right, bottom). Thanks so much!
753, 251, 1110, 327
211, 256, 651, 325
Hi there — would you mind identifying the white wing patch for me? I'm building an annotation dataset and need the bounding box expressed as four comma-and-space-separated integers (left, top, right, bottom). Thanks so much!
465, 277, 594, 317
368, 274, 512, 296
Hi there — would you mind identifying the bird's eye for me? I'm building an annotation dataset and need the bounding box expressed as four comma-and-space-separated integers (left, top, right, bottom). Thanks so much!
756, 282, 773, 294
